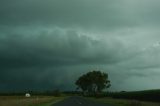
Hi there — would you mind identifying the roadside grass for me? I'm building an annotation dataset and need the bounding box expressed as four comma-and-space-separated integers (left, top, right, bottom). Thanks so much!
87, 97, 160, 106
30, 97, 66, 106
0, 96, 66, 106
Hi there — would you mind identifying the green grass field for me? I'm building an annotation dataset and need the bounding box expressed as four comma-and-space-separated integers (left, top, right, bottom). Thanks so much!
105, 89, 160, 102
0, 96, 66, 106
88, 97, 160, 106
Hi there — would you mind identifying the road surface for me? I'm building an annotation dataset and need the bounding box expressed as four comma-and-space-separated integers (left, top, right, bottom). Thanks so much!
52, 96, 112, 106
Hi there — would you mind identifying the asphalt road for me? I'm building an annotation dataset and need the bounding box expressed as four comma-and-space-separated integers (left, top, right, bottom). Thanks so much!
52, 96, 112, 106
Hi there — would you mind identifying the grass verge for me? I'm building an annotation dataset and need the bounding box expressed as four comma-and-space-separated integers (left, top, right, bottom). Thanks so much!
0, 96, 66, 106
30, 97, 66, 106
87, 97, 160, 106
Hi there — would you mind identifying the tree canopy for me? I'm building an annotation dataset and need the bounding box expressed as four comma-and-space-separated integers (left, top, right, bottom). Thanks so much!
75, 70, 111, 94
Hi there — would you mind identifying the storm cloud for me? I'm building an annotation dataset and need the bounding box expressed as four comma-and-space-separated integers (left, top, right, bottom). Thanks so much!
1, 0, 160, 91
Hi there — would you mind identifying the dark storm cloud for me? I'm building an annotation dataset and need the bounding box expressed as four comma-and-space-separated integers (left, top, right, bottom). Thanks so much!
0, 28, 124, 69
1, 0, 160, 91
0, 27, 128, 91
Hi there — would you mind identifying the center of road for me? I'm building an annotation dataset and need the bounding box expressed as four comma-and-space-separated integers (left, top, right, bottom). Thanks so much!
76, 100, 82, 105
52, 96, 112, 106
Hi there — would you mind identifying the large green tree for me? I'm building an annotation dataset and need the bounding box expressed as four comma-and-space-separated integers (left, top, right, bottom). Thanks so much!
75, 71, 111, 94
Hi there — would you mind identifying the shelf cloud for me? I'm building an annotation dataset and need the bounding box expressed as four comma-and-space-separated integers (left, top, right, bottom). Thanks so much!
1, 0, 160, 91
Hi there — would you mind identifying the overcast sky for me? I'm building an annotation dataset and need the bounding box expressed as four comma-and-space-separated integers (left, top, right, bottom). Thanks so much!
1, 0, 160, 92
